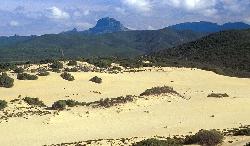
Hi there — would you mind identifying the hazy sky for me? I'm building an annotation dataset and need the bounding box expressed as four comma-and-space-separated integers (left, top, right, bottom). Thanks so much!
0, 0, 250, 36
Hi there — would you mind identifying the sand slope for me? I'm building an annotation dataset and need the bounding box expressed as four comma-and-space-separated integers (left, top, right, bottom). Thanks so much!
0, 67, 249, 146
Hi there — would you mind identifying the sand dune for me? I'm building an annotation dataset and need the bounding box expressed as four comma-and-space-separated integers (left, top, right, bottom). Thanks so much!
0, 67, 249, 146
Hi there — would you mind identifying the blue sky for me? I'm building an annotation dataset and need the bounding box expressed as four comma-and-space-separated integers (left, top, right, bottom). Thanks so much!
0, 0, 250, 36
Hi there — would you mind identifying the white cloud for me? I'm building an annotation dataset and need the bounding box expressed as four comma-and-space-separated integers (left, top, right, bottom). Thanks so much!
48, 6, 70, 19
123, 0, 152, 12
9, 20, 19, 26
115, 7, 126, 15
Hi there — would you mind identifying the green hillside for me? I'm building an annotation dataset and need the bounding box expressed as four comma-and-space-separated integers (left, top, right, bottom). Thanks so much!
150, 29, 250, 77
0, 28, 204, 62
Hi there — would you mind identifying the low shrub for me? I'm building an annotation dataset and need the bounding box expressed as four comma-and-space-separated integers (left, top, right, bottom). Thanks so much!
50, 61, 63, 69
60, 72, 75, 81
52, 99, 86, 110
23, 97, 45, 107
233, 128, 250, 136
67, 60, 77, 66
245, 142, 250, 146
90, 95, 134, 108
0, 100, 7, 110
140, 86, 183, 97
14, 67, 24, 73
0, 73, 14, 88
52, 100, 67, 110
207, 93, 229, 98
132, 138, 183, 146
17, 73, 38, 80
184, 129, 224, 146
64, 67, 78, 72
89, 76, 102, 84
37, 71, 50, 76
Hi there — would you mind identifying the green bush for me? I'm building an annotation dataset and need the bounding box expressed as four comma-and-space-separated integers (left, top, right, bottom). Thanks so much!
0, 100, 7, 110
132, 138, 183, 146
23, 97, 45, 107
60, 72, 75, 81
184, 130, 224, 146
140, 86, 183, 97
50, 61, 63, 69
207, 93, 229, 98
52, 100, 67, 110
14, 67, 24, 73
17, 73, 38, 80
89, 76, 102, 84
37, 71, 50, 76
67, 60, 77, 66
0, 73, 14, 88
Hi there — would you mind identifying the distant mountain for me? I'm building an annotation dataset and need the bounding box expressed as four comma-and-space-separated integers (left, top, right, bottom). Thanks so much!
0, 28, 204, 62
151, 29, 250, 77
168, 21, 250, 32
85, 17, 129, 34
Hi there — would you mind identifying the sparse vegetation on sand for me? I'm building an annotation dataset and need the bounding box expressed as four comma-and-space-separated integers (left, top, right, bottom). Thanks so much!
23, 97, 46, 107
232, 127, 250, 136
140, 86, 183, 98
17, 73, 38, 80
0, 73, 14, 88
133, 138, 183, 146
60, 72, 75, 81
207, 93, 229, 98
89, 76, 102, 84
0, 100, 7, 110
37, 71, 50, 76
89, 95, 134, 108
183, 129, 224, 146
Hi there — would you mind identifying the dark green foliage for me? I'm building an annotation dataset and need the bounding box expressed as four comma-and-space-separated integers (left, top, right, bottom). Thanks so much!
207, 93, 229, 98
89, 76, 102, 84
37, 71, 50, 76
233, 128, 250, 136
67, 60, 77, 66
60, 72, 75, 81
151, 29, 250, 78
13, 67, 24, 73
140, 86, 183, 97
23, 97, 45, 107
0, 73, 14, 88
132, 138, 183, 146
52, 100, 67, 110
0, 100, 7, 110
184, 130, 224, 146
50, 61, 63, 69
17, 73, 38, 80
